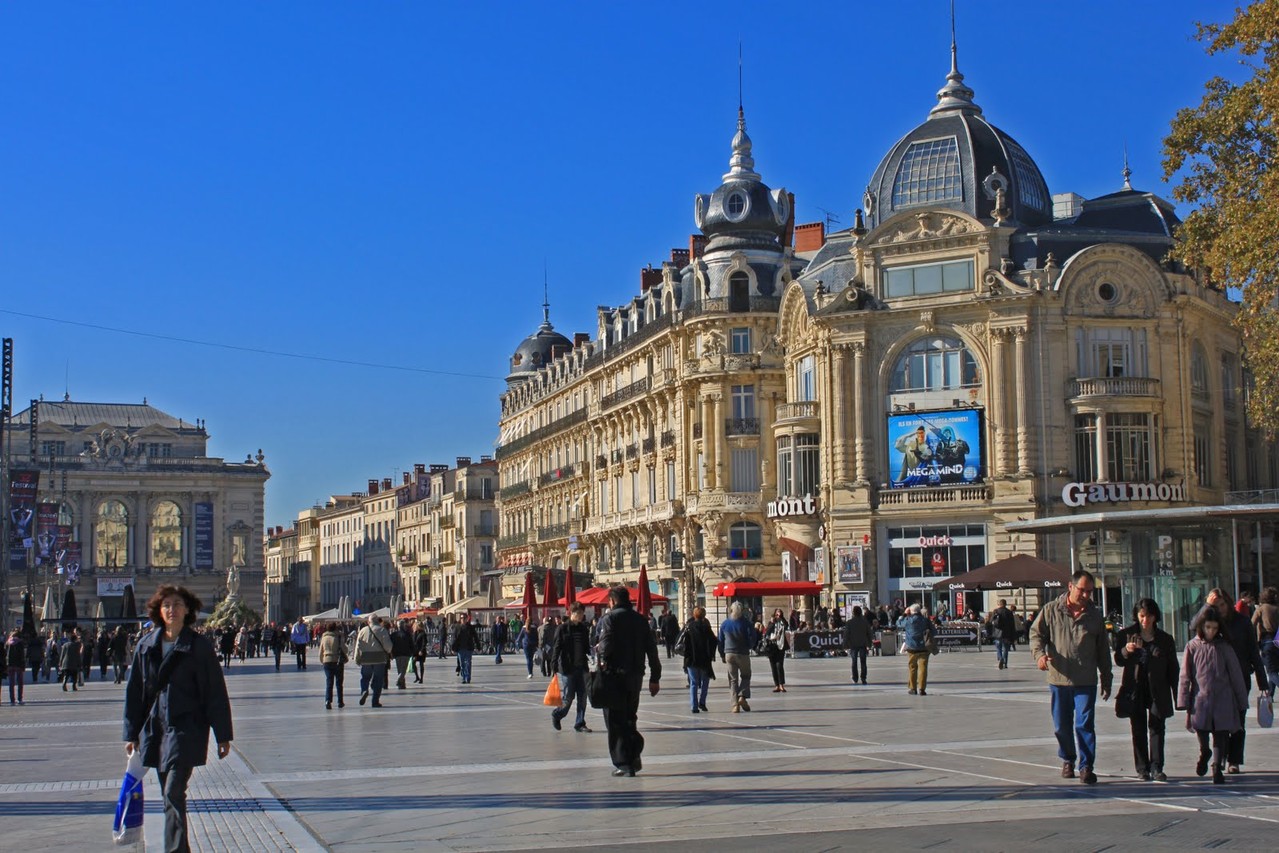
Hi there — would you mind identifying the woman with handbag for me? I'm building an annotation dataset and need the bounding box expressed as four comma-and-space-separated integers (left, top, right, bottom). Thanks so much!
123, 585, 233, 853
1114, 598, 1178, 781
765, 608, 789, 692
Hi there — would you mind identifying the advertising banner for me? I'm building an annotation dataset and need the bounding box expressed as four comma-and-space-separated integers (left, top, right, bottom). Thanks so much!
193, 502, 214, 570
8, 470, 39, 572
97, 575, 134, 597
886, 409, 984, 489
792, 630, 846, 653
64, 542, 82, 586
35, 502, 59, 565
835, 545, 864, 584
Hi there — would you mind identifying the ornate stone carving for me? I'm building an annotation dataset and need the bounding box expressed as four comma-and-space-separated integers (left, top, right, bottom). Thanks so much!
919, 310, 935, 333
883, 212, 979, 243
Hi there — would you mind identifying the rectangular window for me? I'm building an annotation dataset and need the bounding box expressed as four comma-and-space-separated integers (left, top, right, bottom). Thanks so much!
730, 327, 752, 354
666, 460, 676, 500
1226, 428, 1239, 491
648, 467, 657, 504
39, 440, 67, 457
795, 434, 820, 495
1222, 354, 1239, 409
731, 384, 756, 420
599, 481, 608, 515
798, 355, 816, 402
776, 436, 793, 497
883, 259, 974, 298
1193, 419, 1212, 487
631, 471, 639, 507
1106, 413, 1152, 482
730, 448, 759, 493
1078, 327, 1148, 378
614, 476, 622, 511
697, 450, 706, 490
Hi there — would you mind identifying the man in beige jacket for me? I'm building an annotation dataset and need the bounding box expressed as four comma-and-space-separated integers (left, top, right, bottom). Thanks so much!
1030, 569, 1112, 785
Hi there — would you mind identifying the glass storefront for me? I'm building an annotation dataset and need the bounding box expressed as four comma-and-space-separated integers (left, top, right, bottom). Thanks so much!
885, 523, 986, 615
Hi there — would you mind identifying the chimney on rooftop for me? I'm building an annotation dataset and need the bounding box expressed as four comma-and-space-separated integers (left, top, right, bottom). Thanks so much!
368, 479, 379, 495
640, 265, 663, 293
689, 234, 707, 263
794, 221, 826, 252
382, 477, 392, 491
456, 456, 471, 468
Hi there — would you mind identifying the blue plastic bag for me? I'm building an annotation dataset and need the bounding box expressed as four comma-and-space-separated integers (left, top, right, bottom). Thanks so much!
112, 750, 145, 845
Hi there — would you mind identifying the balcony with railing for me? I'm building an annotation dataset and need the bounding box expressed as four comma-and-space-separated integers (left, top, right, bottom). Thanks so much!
726, 547, 763, 560
501, 480, 531, 499
625, 444, 638, 460
601, 376, 651, 410
455, 487, 496, 501
1068, 377, 1160, 399
683, 296, 782, 318
438, 550, 456, 565
497, 532, 531, 550
539, 464, 576, 486
641, 437, 655, 454
439, 517, 456, 530
537, 522, 571, 541
595, 454, 608, 469
660, 430, 676, 448
725, 417, 760, 436
878, 484, 992, 506
610, 449, 623, 464
776, 401, 820, 425
692, 423, 703, 440
496, 408, 589, 458
472, 524, 498, 536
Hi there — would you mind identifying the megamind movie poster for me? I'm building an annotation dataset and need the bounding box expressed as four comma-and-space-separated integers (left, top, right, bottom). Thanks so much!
886, 409, 984, 488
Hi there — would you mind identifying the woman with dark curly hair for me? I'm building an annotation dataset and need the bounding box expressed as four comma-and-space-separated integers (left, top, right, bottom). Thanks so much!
123, 585, 234, 852
1113, 599, 1178, 781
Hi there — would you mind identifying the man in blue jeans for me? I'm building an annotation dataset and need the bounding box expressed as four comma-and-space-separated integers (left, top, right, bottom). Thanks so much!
1031, 569, 1112, 784
550, 603, 593, 732
987, 599, 1016, 670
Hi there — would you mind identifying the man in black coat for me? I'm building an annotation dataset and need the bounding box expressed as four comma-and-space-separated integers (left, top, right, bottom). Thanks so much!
660, 610, 680, 658
596, 586, 661, 777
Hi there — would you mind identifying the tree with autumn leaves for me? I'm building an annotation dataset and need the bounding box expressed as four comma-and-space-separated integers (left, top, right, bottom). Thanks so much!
1163, 0, 1279, 437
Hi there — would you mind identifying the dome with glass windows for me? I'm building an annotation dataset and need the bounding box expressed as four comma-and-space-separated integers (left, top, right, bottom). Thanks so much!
862, 46, 1051, 230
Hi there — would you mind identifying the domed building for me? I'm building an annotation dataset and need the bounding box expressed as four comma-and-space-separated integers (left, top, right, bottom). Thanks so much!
506, 301, 573, 387
774, 41, 1270, 646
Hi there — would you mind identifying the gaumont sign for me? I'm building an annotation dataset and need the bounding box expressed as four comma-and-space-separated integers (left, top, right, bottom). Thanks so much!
1061, 481, 1186, 508
767, 494, 819, 519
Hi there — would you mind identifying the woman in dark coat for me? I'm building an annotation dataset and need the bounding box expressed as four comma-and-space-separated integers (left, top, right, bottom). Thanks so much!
1113, 598, 1179, 781
124, 585, 233, 853
682, 606, 717, 713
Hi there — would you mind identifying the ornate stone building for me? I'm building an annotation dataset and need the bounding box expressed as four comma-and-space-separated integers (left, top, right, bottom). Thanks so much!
9, 398, 269, 616
496, 108, 804, 617
775, 50, 1274, 643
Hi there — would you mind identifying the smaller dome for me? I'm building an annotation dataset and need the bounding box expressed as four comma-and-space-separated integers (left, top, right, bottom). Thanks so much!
694, 108, 790, 250
507, 318, 571, 384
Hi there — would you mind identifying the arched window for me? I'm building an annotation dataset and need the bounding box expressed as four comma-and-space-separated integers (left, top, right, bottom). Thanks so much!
150, 501, 182, 568
95, 500, 129, 569
729, 271, 750, 312
728, 522, 762, 560
1190, 343, 1209, 398
891, 336, 980, 392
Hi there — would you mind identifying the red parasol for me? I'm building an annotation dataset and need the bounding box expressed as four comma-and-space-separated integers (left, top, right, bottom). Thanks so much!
563, 564, 576, 607
542, 570, 558, 613
522, 571, 537, 625
636, 564, 653, 617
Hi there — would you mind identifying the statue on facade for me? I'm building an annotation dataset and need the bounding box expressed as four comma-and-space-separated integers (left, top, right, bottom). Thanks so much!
226, 564, 241, 601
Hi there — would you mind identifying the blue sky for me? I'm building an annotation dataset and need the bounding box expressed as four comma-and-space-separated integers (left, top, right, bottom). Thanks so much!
0, 1, 1242, 526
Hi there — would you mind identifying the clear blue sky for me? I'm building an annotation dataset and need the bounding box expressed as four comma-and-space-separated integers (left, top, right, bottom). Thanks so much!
0, 1, 1242, 527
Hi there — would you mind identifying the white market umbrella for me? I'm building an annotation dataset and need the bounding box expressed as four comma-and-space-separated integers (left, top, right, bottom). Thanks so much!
41, 586, 58, 623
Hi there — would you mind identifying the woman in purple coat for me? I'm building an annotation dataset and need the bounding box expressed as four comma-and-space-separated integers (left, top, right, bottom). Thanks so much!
1178, 610, 1248, 784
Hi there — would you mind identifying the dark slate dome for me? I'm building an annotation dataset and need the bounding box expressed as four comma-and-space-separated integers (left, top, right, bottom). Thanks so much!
863, 49, 1051, 230
693, 108, 790, 251
507, 312, 571, 384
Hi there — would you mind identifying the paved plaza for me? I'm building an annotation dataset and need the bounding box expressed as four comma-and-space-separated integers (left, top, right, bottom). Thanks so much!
1, 646, 1277, 851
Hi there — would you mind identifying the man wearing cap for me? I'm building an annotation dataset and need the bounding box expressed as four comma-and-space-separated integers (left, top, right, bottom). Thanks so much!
596, 586, 661, 777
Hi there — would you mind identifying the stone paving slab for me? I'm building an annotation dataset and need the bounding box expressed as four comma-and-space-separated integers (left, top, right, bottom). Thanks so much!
1, 648, 1276, 851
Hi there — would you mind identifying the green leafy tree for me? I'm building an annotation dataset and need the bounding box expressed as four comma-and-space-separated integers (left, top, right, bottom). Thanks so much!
1163, 1, 1279, 436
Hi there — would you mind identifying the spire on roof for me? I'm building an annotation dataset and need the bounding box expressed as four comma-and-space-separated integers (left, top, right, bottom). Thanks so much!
723, 45, 760, 182
930, 0, 981, 117
1122, 145, 1133, 191
541, 265, 552, 329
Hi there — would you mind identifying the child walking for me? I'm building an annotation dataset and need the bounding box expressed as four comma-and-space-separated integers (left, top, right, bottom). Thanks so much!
1177, 610, 1249, 784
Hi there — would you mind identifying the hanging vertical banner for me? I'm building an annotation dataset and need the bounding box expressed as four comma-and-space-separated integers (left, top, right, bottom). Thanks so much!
193, 502, 214, 570
55, 524, 71, 566
64, 542, 83, 586
8, 470, 39, 572
35, 502, 59, 565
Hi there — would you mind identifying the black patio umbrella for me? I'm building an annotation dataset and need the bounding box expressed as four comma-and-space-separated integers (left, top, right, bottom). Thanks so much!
61, 588, 79, 631
122, 584, 138, 621
21, 592, 38, 641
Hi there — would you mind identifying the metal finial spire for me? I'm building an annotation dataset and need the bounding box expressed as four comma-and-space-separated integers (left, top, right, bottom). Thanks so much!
1121, 144, 1133, 190
542, 263, 551, 327
724, 44, 759, 181
930, 0, 981, 117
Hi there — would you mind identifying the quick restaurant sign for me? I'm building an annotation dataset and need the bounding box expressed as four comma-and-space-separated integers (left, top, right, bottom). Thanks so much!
1061, 481, 1186, 508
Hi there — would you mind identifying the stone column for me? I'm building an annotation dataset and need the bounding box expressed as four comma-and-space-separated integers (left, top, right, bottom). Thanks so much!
833, 344, 851, 485
990, 330, 1009, 477
853, 342, 869, 483
1095, 411, 1109, 482
712, 392, 727, 491
701, 393, 715, 490
1014, 327, 1033, 475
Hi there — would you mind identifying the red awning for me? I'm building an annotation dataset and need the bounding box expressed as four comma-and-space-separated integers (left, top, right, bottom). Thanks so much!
712, 581, 823, 597
777, 537, 815, 564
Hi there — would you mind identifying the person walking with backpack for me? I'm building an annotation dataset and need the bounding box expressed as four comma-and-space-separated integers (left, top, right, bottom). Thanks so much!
289, 619, 310, 671
550, 603, 593, 732
318, 621, 348, 710
899, 604, 934, 696
681, 606, 716, 713
451, 613, 480, 684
